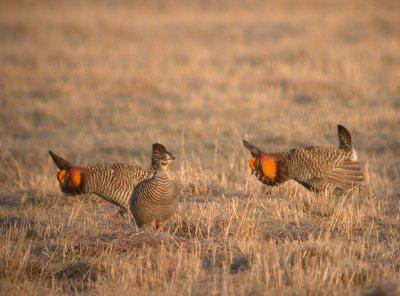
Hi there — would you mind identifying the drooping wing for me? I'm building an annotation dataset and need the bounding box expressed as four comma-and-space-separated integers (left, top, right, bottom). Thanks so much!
322, 159, 364, 190
289, 147, 363, 191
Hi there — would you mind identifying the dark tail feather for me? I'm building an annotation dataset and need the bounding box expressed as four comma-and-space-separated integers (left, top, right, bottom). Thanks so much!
242, 140, 262, 157
337, 125, 352, 152
48, 150, 72, 170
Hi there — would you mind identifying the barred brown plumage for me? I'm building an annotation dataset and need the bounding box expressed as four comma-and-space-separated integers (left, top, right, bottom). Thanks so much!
243, 124, 364, 192
49, 144, 163, 215
129, 143, 178, 231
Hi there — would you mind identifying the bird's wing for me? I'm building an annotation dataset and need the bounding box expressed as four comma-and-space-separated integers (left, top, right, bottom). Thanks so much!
291, 147, 363, 191
322, 159, 364, 190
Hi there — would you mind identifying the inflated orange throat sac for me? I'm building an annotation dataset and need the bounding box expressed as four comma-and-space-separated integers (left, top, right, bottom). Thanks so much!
260, 155, 277, 180
57, 170, 66, 183
248, 157, 256, 170
69, 167, 82, 188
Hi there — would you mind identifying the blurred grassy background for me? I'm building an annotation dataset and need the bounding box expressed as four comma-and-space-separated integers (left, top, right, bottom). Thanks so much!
1, 0, 399, 170
0, 0, 399, 295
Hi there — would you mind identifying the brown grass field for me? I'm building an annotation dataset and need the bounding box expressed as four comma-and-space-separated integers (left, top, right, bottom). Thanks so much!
1, 0, 400, 295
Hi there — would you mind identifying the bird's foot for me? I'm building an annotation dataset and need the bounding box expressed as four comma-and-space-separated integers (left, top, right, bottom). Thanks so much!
155, 222, 163, 232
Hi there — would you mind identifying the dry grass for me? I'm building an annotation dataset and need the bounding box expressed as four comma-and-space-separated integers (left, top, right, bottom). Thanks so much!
1, 0, 399, 295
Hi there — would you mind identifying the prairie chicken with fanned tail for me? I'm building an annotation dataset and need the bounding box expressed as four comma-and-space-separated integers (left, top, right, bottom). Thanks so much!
130, 143, 178, 231
49, 143, 168, 216
243, 125, 363, 192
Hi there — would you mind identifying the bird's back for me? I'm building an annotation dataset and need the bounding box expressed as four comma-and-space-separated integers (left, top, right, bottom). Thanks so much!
80, 163, 155, 210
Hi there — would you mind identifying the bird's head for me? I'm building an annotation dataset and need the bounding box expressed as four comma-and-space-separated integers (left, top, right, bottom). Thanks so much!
49, 151, 83, 194
248, 154, 278, 180
152, 143, 175, 171
56, 166, 84, 194
243, 140, 279, 182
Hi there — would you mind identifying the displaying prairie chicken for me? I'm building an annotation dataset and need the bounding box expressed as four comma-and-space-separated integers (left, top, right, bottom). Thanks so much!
243, 125, 364, 192
49, 143, 168, 216
130, 143, 178, 231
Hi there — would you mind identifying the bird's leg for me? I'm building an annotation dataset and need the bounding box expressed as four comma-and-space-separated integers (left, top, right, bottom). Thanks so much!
155, 222, 163, 232
113, 209, 125, 220
125, 210, 140, 233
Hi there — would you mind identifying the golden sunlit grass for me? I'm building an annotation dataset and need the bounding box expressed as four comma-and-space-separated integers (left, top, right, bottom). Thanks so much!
1, 0, 399, 295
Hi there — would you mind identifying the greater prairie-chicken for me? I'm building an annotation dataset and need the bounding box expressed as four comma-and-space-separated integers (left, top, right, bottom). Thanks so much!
243, 125, 363, 192
49, 143, 168, 216
129, 143, 178, 231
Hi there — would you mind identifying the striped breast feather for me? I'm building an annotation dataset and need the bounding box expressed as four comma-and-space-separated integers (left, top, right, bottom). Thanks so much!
138, 176, 177, 203
130, 175, 178, 226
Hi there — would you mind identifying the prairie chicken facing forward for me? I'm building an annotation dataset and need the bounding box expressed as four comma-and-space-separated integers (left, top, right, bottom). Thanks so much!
243, 125, 363, 192
49, 143, 168, 216
130, 143, 178, 231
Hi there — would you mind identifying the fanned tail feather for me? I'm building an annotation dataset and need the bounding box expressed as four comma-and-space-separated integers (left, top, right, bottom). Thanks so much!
338, 125, 352, 152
